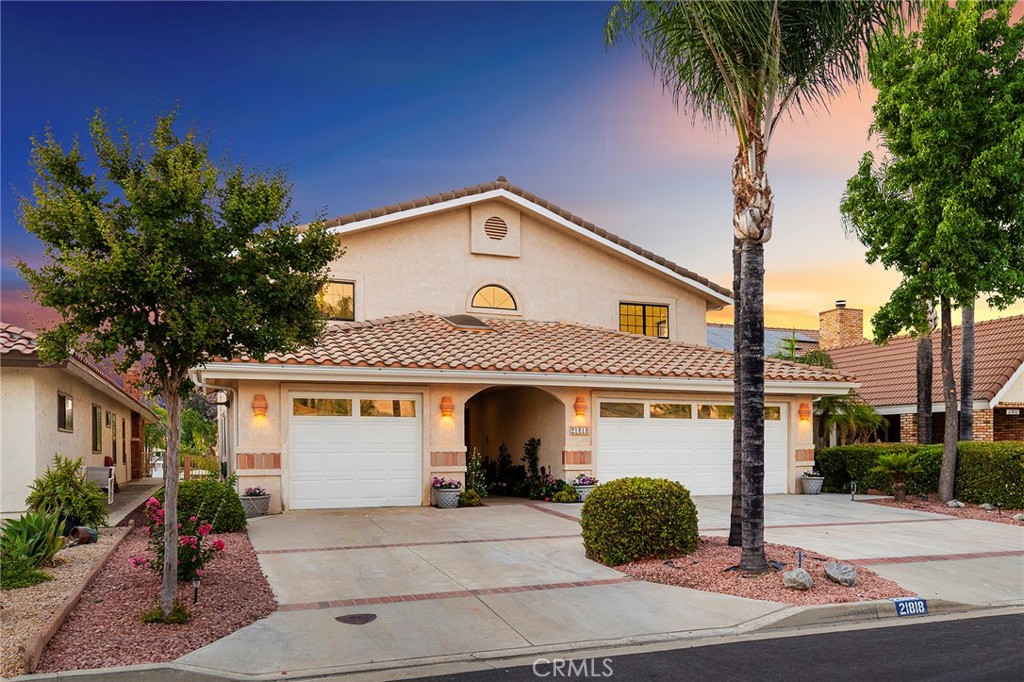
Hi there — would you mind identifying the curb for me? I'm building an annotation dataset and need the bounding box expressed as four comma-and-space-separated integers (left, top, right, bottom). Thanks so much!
22, 522, 135, 675
757, 597, 978, 631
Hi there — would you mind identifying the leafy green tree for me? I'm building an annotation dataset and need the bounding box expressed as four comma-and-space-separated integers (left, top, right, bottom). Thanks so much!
607, 0, 906, 571
841, 0, 1024, 501
17, 109, 340, 617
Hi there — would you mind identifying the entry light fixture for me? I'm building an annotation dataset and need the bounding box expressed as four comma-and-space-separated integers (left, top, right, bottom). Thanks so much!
252, 394, 268, 418
440, 395, 454, 418
799, 402, 811, 421
574, 395, 587, 418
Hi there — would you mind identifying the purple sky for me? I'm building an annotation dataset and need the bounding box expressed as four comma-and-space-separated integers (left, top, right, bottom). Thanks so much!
3, 1, 1021, 335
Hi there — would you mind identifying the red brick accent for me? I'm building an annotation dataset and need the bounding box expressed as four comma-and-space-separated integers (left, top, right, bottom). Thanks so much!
818, 306, 865, 350
123, 362, 142, 400
276, 577, 635, 611
994, 408, 1024, 440
899, 413, 917, 443
848, 549, 1024, 566
257, 533, 581, 555
795, 448, 814, 463
429, 451, 465, 467
562, 451, 592, 465
237, 452, 280, 469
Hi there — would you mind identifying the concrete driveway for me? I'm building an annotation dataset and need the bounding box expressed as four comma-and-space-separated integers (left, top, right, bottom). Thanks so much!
178, 495, 1024, 678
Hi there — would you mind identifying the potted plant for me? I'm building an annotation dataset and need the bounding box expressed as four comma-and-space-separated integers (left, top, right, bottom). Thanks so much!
432, 477, 462, 509
240, 486, 271, 517
870, 452, 923, 502
572, 473, 599, 501
801, 470, 825, 495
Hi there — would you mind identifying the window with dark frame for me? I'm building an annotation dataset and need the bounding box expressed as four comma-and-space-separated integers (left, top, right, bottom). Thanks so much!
319, 281, 355, 321
91, 405, 103, 453
619, 303, 669, 338
57, 392, 73, 431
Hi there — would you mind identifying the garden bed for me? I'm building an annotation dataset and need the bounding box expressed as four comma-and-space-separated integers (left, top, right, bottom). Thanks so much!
618, 535, 915, 606
35, 526, 276, 673
861, 495, 1024, 526
1, 527, 129, 679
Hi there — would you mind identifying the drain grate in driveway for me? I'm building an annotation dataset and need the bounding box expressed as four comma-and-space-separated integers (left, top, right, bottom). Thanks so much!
336, 614, 377, 625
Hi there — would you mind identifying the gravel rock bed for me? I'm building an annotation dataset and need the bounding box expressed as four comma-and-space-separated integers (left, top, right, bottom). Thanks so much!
36, 526, 276, 673
618, 536, 915, 606
1, 527, 129, 679
861, 496, 1024, 525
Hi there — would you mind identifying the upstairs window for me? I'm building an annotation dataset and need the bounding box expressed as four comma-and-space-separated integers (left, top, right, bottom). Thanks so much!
472, 285, 516, 310
319, 281, 355, 321
57, 392, 73, 432
619, 303, 669, 339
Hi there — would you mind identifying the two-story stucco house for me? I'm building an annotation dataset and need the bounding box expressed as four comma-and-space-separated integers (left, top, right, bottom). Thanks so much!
192, 178, 855, 511
1, 322, 159, 518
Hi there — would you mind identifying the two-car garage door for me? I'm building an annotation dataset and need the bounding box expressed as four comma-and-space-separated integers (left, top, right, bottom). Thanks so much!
597, 400, 788, 495
289, 394, 421, 509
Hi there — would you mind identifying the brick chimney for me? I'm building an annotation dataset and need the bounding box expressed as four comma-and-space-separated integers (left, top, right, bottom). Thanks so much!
818, 300, 864, 350
123, 361, 142, 400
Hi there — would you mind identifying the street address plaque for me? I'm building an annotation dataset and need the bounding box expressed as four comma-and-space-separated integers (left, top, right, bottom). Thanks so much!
892, 597, 928, 617
569, 426, 589, 436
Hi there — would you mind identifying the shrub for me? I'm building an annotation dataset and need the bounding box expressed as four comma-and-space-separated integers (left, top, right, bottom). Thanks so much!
26, 455, 109, 528
0, 539, 53, 590
528, 476, 569, 501
141, 600, 191, 624
552, 489, 580, 504
816, 444, 940, 494
458, 490, 484, 507
465, 447, 488, 497
956, 441, 1024, 508
1, 510, 64, 566
156, 478, 246, 532
522, 437, 541, 477
581, 477, 699, 566
133, 496, 225, 582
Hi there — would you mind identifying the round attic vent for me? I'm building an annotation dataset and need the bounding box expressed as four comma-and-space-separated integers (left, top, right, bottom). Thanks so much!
484, 216, 508, 240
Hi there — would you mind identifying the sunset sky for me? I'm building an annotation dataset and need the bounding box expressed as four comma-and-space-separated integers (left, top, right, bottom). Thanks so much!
3, 2, 1022, 336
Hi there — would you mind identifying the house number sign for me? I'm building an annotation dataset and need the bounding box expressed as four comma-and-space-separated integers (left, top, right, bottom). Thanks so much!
892, 597, 928, 617
569, 426, 589, 436
1008, 409, 1021, 416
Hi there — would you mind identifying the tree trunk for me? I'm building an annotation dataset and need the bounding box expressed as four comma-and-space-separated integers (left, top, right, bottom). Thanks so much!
916, 334, 933, 444
959, 303, 975, 441
729, 238, 743, 547
739, 240, 769, 573
938, 297, 958, 503
161, 382, 183, 616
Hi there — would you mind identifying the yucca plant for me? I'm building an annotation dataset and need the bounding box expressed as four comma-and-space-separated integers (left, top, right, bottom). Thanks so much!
1, 510, 65, 566
870, 452, 924, 502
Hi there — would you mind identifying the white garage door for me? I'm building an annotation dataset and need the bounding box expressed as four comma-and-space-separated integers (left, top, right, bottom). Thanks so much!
597, 400, 787, 495
288, 394, 421, 509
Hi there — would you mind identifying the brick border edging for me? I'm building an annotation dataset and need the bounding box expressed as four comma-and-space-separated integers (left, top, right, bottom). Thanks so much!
23, 521, 134, 674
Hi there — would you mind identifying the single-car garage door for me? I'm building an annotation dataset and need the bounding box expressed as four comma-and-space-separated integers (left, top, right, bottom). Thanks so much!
597, 400, 787, 495
289, 394, 421, 509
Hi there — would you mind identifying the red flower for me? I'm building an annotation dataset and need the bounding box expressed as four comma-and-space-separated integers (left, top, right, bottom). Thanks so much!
212, 539, 225, 551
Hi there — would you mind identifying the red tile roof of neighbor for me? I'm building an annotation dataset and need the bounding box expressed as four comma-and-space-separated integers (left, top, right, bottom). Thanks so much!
827, 314, 1024, 406
318, 177, 733, 301
231, 313, 851, 383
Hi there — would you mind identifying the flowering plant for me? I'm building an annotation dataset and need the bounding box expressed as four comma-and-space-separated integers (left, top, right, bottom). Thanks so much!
431, 477, 462, 490
243, 486, 268, 497
572, 474, 599, 487
801, 470, 824, 478
130, 496, 224, 582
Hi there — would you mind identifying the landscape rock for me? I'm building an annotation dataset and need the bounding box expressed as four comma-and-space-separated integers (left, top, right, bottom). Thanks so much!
782, 567, 814, 590
825, 562, 857, 587
1013, 514, 1024, 522
947, 499, 966, 508
979, 503, 995, 510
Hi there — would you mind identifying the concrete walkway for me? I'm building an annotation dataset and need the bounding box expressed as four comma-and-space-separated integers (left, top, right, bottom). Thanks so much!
106, 477, 161, 526
176, 495, 1024, 679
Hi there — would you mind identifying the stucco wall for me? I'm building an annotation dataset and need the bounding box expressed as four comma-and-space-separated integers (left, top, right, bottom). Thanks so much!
1, 369, 37, 516
998, 369, 1024, 404
329, 202, 712, 345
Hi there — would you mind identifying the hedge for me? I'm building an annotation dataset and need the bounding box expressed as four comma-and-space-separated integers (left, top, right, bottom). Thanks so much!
155, 479, 247, 532
816, 441, 1024, 507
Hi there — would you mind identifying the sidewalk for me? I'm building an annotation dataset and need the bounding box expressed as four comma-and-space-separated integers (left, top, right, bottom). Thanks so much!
106, 477, 161, 526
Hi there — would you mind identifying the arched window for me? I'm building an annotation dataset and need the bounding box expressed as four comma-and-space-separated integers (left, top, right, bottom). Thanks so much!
472, 285, 516, 310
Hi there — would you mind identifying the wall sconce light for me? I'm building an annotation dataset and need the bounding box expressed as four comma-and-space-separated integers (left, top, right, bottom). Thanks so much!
574, 396, 587, 418
440, 395, 454, 418
252, 394, 268, 418
799, 403, 811, 421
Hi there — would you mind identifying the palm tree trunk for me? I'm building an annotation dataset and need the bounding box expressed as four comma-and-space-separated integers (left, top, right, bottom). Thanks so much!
959, 303, 975, 441
161, 380, 182, 616
739, 240, 769, 573
729, 238, 743, 547
916, 333, 933, 444
938, 296, 959, 502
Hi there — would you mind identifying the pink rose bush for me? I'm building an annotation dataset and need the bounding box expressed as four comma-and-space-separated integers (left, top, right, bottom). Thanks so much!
130, 496, 225, 582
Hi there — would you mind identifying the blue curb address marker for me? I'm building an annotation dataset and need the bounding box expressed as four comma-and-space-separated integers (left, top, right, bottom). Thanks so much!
892, 597, 929, 617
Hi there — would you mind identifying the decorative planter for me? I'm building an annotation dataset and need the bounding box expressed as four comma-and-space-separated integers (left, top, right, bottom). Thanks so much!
241, 494, 271, 517
434, 488, 461, 509
574, 485, 595, 502
801, 476, 825, 495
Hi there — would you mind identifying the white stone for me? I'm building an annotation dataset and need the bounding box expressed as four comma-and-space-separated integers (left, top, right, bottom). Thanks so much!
825, 562, 857, 587
947, 499, 966, 508
1013, 514, 1024, 522
783, 567, 814, 590
979, 503, 995, 511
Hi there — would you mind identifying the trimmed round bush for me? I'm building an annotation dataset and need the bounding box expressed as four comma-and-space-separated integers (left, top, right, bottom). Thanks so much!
580, 477, 698, 566
156, 479, 246, 532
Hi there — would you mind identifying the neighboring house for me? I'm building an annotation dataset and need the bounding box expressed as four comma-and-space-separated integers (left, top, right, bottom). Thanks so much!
706, 323, 819, 355
1, 322, 160, 518
192, 178, 855, 511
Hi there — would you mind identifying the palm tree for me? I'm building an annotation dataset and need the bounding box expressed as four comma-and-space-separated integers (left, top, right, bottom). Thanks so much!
959, 303, 975, 440
870, 452, 923, 502
820, 392, 887, 445
606, 0, 908, 572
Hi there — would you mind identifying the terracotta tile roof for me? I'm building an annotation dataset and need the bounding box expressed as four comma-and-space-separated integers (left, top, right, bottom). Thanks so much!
828, 314, 1024, 406
232, 313, 850, 383
319, 177, 732, 301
